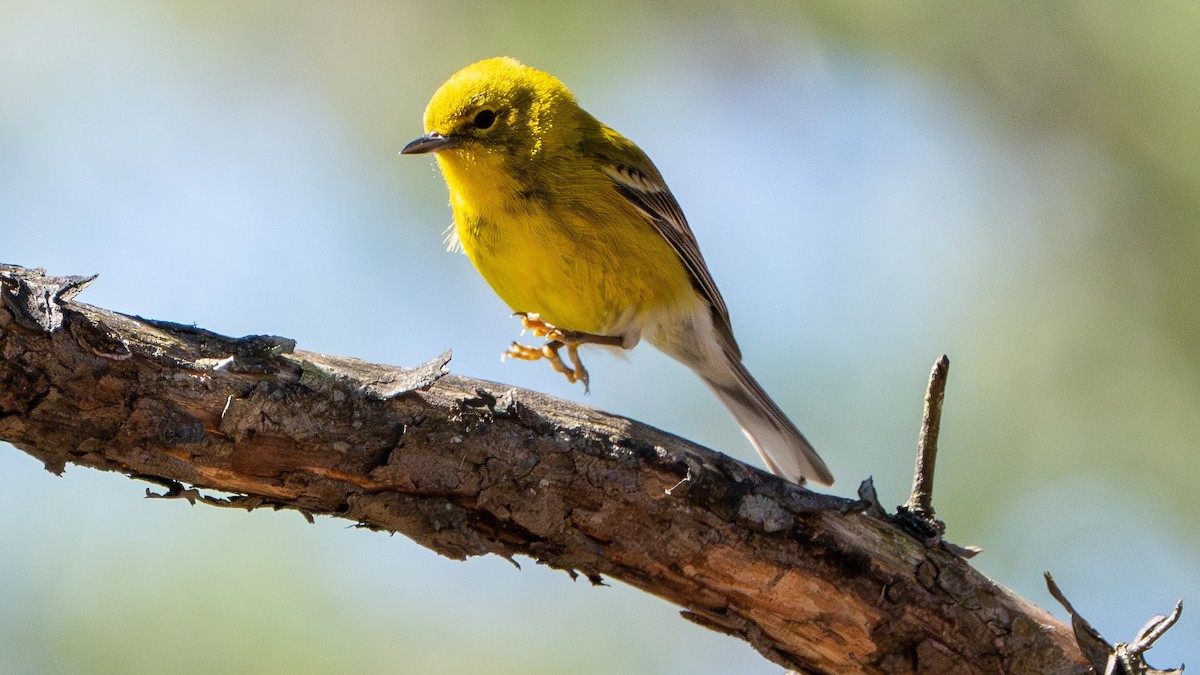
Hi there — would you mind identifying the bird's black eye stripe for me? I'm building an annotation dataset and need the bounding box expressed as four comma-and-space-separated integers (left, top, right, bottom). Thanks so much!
473, 109, 497, 129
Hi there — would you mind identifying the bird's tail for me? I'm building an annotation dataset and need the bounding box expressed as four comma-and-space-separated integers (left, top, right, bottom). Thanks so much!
698, 353, 833, 486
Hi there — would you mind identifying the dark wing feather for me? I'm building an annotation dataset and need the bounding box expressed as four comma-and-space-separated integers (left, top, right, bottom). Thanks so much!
602, 162, 741, 359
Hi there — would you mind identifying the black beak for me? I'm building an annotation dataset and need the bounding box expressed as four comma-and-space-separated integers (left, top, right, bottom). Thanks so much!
401, 132, 456, 155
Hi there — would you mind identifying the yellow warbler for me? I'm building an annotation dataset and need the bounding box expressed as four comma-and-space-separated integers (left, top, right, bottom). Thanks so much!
403, 57, 833, 486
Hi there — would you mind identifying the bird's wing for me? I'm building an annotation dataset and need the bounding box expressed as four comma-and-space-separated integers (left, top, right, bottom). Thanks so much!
600, 156, 740, 359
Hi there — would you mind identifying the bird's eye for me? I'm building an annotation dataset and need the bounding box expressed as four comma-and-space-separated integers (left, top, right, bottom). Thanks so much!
473, 109, 497, 129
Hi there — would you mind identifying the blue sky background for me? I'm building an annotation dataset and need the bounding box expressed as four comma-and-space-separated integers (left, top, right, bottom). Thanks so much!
2, 1, 1195, 670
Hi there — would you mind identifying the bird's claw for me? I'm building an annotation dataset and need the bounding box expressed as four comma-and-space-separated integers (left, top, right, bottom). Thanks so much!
505, 313, 625, 391
514, 312, 566, 342
505, 338, 589, 391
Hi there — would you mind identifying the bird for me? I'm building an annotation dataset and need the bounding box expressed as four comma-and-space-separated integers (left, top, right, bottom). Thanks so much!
402, 57, 833, 486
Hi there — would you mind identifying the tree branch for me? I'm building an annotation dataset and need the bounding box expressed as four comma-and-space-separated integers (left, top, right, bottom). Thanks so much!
0, 264, 1087, 673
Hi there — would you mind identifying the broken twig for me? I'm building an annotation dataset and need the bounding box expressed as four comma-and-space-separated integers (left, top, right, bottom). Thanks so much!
905, 354, 949, 517
1045, 572, 1183, 674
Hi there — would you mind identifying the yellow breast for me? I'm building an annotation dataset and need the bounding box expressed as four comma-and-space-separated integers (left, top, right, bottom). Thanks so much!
439, 152, 694, 337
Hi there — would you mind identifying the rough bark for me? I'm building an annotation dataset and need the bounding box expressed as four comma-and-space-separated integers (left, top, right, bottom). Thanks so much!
0, 264, 1088, 674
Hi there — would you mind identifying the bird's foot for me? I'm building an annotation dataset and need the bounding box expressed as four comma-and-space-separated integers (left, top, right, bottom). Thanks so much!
515, 312, 566, 342
505, 339, 590, 391
506, 313, 625, 391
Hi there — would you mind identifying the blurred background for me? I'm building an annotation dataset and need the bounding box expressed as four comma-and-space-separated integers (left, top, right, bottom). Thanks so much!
2, 0, 1196, 671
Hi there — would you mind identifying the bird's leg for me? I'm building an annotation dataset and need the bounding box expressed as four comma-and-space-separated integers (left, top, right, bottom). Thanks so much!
516, 312, 625, 347
506, 313, 625, 391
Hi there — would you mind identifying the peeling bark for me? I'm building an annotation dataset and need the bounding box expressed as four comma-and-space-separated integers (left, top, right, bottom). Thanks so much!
0, 264, 1088, 674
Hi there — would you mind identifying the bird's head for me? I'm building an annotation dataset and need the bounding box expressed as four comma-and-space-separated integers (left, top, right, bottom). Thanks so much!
402, 57, 581, 170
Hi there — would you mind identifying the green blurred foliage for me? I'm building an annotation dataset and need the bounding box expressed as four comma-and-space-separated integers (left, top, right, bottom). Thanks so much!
804, 0, 1200, 533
